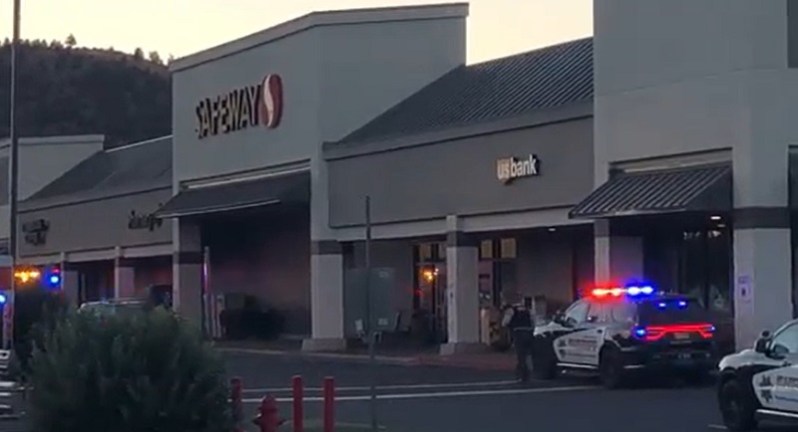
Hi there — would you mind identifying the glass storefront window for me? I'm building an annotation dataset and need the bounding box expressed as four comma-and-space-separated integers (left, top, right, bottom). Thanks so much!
500, 238, 517, 259
480, 240, 494, 260
418, 243, 433, 261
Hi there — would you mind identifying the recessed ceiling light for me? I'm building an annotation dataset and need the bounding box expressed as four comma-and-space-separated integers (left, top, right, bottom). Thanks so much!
710, 215, 722, 221
548, 227, 556, 232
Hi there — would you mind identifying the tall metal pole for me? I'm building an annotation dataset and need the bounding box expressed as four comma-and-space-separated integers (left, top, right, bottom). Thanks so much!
6, 0, 21, 350
364, 195, 377, 432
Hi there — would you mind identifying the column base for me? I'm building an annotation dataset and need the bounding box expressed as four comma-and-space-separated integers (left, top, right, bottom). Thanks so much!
439, 342, 487, 356
301, 337, 347, 352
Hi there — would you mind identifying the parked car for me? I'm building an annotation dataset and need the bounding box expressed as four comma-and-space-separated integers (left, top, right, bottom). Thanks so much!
78, 298, 148, 317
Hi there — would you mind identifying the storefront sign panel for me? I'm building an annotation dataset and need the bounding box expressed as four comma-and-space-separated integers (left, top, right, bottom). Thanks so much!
497, 154, 540, 184
127, 209, 164, 231
195, 74, 283, 139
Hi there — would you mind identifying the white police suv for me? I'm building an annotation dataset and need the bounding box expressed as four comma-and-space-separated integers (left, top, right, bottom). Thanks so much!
532, 283, 717, 389
718, 320, 798, 431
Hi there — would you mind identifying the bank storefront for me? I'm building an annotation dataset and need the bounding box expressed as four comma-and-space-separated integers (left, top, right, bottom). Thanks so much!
155, 3, 469, 347
324, 38, 595, 353
16, 136, 173, 303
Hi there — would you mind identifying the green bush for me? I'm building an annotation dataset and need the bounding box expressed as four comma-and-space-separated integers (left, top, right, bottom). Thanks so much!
12, 290, 69, 376
29, 308, 233, 432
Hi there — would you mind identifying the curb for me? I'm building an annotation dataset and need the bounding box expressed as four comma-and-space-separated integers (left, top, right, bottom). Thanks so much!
216, 347, 420, 366
415, 356, 514, 372
216, 347, 515, 371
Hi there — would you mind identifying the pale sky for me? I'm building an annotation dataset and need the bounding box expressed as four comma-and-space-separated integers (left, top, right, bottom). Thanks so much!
0, 0, 592, 64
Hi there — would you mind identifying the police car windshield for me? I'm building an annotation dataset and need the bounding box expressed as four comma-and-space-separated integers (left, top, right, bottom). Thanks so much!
636, 298, 707, 325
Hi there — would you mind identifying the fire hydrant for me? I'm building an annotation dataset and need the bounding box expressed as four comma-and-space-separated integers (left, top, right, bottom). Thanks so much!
253, 395, 285, 432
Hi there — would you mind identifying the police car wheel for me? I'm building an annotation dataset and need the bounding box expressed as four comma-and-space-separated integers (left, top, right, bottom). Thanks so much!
719, 379, 757, 431
599, 348, 626, 389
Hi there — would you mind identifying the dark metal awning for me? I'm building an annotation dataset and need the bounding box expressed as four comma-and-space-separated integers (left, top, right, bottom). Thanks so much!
569, 164, 732, 219
156, 171, 309, 218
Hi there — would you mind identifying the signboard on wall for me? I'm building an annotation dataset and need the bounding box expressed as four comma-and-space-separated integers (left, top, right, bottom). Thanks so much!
195, 73, 284, 139
497, 154, 540, 184
127, 209, 164, 231
22, 219, 49, 246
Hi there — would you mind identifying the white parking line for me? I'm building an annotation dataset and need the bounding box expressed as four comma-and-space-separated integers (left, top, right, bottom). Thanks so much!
707, 425, 726, 430
242, 379, 518, 394
242, 385, 598, 403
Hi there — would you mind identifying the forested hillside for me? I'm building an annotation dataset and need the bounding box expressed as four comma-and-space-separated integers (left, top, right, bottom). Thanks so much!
0, 36, 171, 148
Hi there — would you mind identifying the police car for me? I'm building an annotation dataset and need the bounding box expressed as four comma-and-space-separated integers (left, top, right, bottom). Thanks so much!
531, 284, 717, 389
718, 320, 798, 431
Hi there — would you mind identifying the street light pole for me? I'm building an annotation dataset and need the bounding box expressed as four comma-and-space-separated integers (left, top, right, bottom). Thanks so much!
6, 0, 21, 350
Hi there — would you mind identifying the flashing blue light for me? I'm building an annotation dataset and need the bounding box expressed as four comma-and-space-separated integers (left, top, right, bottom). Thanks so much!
634, 327, 647, 338
678, 300, 688, 309
625, 283, 655, 297
709, 325, 716, 333
657, 302, 667, 309
48, 274, 60, 285
0, 293, 6, 304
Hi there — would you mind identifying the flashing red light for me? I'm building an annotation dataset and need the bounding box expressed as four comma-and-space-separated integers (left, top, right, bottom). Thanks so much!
591, 288, 625, 298
635, 323, 715, 342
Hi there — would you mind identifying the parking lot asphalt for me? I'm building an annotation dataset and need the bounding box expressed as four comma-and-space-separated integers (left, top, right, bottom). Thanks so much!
4, 350, 792, 432
222, 350, 730, 432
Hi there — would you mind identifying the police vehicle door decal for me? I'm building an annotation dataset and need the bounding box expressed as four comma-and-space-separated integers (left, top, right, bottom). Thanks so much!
558, 328, 601, 365
753, 366, 798, 412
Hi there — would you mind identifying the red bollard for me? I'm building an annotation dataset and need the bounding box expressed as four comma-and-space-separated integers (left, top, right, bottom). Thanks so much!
323, 377, 335, 432
292, 375, 304, 432
252, 394, 285, 432
230, 377, 244, 432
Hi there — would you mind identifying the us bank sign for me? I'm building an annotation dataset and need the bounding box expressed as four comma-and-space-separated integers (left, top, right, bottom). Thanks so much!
497, 154, 540, 184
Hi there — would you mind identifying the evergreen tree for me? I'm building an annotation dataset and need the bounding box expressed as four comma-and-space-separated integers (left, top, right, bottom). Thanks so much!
0, 40, 171, 147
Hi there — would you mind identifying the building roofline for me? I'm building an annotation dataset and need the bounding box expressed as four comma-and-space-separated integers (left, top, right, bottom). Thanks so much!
106, 134, 172, 153
323, 100, 592, 161
18, 183, 172, 213
0, 134, 105, 149
169, 2, 469, 72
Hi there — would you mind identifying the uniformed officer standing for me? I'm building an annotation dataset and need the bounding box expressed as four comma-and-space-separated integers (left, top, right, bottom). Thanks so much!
502, 296, 535, 382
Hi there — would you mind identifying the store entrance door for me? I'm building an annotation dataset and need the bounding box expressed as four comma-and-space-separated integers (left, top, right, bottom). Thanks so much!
417, 264, 447, 343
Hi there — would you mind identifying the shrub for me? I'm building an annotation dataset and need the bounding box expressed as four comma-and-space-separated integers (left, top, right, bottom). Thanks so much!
12, 290, 69, 376
29, 308, 232, 432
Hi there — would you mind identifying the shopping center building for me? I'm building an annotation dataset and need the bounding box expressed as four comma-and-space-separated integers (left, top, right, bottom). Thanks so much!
323, 37, 594, 353
155, 3, 469, 346
16, 135, 173, 303
10, 1, 798, 351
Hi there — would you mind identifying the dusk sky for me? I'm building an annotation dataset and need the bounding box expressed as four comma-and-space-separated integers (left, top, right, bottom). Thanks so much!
0, 0, 592, 63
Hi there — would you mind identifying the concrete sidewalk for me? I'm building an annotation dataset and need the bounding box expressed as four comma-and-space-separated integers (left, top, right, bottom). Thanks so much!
213, 340, 515, 371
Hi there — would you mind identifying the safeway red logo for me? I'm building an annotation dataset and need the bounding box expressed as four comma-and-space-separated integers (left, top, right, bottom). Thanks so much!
260, 74, 283, 129
195, 73, 285, 139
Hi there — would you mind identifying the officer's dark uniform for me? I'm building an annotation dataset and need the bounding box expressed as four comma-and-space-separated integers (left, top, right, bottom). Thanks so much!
505, 304, 534, 382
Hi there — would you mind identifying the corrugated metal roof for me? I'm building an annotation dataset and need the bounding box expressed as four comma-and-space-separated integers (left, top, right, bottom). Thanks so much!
569, 165, 732, 219
24, 136, 172, 204
156, 172, 309, 218
336, 37, 593, 146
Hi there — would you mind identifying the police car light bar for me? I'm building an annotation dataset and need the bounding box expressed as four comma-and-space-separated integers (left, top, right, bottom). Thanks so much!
590, 285, 655, 299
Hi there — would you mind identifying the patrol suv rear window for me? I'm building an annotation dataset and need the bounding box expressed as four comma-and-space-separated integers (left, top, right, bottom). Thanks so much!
637, 298, 707, 325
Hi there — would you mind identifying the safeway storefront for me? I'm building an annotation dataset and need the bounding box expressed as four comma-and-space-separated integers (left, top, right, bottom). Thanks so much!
323, 38, 595, 353
156, 3, 469, 347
